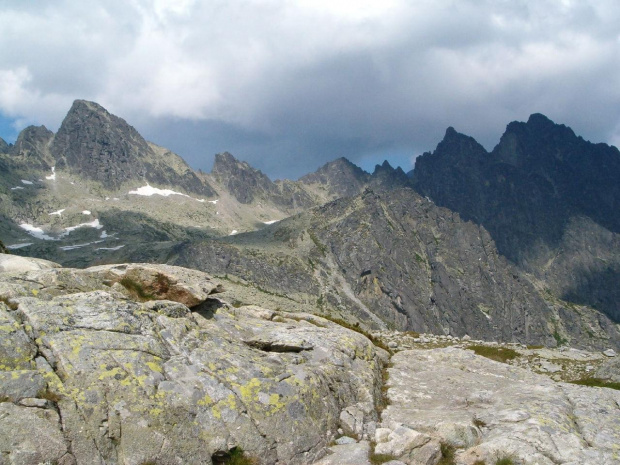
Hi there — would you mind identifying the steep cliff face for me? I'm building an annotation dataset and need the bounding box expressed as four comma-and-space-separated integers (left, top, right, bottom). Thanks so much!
50, 100, 215, 195
411, 114, 620, 322
7, 125, 56, 172
175, 188, 620, 349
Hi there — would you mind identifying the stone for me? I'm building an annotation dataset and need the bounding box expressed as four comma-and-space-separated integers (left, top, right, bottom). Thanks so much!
382, 347, 620, 465
0, 262, 384, 465
0, 255, 61, 273
312, 441, 371, 465
335, 436, 356, 445
602, 349, 617, 357
0, 403, 72, 464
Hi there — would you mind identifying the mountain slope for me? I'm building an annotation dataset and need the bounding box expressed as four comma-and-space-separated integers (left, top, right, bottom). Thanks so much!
172, 187, 620, 349
411, 114, 620, 321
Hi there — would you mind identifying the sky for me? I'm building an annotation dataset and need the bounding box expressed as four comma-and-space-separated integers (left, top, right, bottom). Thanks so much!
1, 0, 619, 179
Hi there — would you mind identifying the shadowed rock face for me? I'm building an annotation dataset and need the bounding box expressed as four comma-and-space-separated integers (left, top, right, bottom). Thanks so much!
175, 188, 620, 350
411, 114, 620, 322
0, 259, 383, 465
8, 125, 56, 171
50, 100, 215, 195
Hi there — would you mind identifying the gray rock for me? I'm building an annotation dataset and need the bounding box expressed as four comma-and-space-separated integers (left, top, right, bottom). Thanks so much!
0, 263, 384, 465
335, 436, 357, 445
381, 348, 620, 465
0, 255, 61, 273
603, 349, 617, 357
0, 403, 72, 464
312, 441, 371, 465
595, 356, 620, 383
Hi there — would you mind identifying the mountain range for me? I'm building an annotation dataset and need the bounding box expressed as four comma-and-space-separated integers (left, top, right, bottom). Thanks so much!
1, 100, 619, 350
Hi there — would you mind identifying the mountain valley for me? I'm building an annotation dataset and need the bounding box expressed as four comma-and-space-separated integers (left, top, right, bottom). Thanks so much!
1, 100, 620, 464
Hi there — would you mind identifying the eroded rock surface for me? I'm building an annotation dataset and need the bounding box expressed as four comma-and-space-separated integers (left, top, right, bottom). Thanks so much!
380, 348, 620, 465
0, 258, 383, 464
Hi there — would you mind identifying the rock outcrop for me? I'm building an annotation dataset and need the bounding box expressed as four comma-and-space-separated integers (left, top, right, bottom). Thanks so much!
51, 100, 215, 195
176, 188, 620, 350
379, 347, 620, 465
0, 258, 384, 464
411, 115, 620, 322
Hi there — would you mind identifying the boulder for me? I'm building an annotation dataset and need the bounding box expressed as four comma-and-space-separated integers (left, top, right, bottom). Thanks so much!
0, 263, 384, 464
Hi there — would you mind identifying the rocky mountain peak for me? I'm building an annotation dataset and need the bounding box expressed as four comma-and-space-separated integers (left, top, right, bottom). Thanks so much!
9, 125, 55, 171
211, 152, 275, 204
0, 137, 9, 153
46, 100, 214, 195
299, 156, 370, 198
51, 99, 152, 190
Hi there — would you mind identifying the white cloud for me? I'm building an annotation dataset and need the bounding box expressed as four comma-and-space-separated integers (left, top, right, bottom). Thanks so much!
0, 0, 619, 176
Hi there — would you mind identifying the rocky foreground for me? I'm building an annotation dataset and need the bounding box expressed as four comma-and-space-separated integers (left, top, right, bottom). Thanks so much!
0, 255, 619, 465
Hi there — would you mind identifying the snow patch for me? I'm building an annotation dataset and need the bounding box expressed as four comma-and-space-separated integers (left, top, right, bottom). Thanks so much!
6, 243, 33, 250
230, 230, 238, 235
263, 220, 278, 225
21, 180, 33, 185
208, 199, 219, 204
96, 245, 125, 251
11, 187, 24, 190
128, 184, 205, 202
45, 167, 56, 180
82, 210, 91, 215
19, 224, 56, 241
63, 219, 103, 234
49, 209, 65, 216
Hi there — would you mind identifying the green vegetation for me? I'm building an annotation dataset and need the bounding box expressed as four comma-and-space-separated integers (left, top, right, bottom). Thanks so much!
308, 231, 327, 256
369, 451, 398, 464
437, 443, 456, 465
468, 345, 519, 363
526, 345, 544, 350
319, 314, 391, 353
569, 377, 620, 391
119, 277, 157, 302
0, 296, 18, 310
415, 253, 425, 264
377, 362, 393, 415
473, 461, 486, 465
495, 457, 515, 465
212, 447, 258, 465
553, 330, 568, 346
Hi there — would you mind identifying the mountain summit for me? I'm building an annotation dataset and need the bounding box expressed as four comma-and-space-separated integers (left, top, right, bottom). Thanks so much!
412, 114, 620, 321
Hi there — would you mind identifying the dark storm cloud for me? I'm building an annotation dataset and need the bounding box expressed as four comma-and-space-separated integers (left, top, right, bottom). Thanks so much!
1, 0, 619, 178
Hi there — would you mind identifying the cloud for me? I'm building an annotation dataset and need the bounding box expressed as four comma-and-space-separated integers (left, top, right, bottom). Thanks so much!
0, 0, 619, 177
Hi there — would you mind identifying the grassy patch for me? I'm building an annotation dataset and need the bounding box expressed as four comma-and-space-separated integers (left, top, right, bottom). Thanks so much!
369, 451, 398, 464
468, 345, 518, 363
569, 377, 620, 391
308, 231, 327, 256
526, 345, 544, 350
319, 315, 391, 353
495, 457, 515, 465
212, 447, 258, 465
0, 296, 18, 310
403, 330, 420, 338
119, 277, 157, 302
437, 443, 456, 465
553, 330, 568, 347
